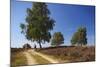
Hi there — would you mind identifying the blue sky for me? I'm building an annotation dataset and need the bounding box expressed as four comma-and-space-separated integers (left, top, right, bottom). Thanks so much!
11, 0, 95, 48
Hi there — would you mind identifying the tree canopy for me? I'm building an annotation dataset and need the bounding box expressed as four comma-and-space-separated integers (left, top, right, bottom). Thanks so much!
20, 2, 55, 48
71, 27, 87, 46
51, 32, 64, 46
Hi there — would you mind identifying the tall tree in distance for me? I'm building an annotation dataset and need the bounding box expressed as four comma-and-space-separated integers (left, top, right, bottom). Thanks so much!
77, 27, 87, 45
20, 2, 55, 48
51, 32, 64, 46
71, 32, 78, 45
71, 27, 87, 46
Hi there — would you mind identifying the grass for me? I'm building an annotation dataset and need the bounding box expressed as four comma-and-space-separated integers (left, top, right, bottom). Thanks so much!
11, 52, 27, 67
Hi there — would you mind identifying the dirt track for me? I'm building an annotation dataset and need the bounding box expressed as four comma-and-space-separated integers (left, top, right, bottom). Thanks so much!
23, 49, 59, 65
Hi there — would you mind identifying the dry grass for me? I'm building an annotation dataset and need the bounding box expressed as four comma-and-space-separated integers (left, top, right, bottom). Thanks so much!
11, 48, 27, 67
11, 46, 95, 66
38, 46, 95, 63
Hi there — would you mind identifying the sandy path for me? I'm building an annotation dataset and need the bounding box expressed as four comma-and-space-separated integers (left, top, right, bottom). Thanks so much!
28, 50, 59, 63
23, 52, 37, 65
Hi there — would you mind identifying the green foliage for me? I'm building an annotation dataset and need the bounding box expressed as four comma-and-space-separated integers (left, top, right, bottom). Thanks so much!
51, 32, 64, 46
71, 27, 87, 46
20, 2, 55, 48
20, 23, 26, 34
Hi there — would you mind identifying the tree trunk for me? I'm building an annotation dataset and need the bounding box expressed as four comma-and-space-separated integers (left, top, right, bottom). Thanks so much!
39, 41, 42, 48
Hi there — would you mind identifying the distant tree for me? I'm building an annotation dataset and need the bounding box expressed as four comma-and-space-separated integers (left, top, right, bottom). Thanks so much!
77, 27, 87, 45
51, 32, 64, 46
20, 2, 55, 48
71, 27, 87, 46
71, 32, 78, 45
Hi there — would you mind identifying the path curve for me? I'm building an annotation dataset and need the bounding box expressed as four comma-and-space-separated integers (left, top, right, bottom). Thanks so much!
23, 51, 38, 65
28, 50, 59, 63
